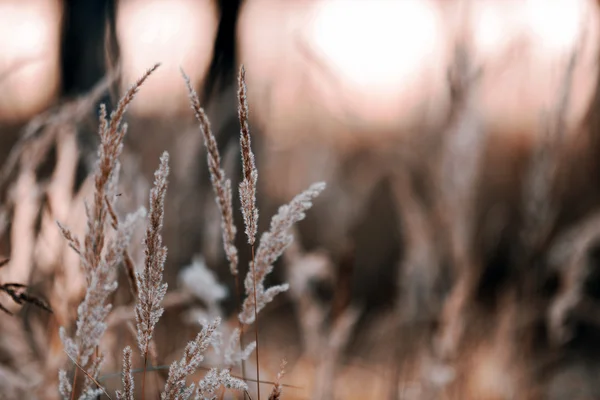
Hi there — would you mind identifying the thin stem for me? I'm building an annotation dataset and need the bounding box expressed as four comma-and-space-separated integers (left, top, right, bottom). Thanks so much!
70, 357, 80, 400
153, 354, 161, 400
251, 245, 260, 400
234, 271, 247, 389
65, 351, 113, 400
98, 364, 302, 389
141, 353, 148, 400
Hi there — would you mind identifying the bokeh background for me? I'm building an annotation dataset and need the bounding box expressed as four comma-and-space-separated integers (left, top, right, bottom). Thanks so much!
2, 0, 600, 398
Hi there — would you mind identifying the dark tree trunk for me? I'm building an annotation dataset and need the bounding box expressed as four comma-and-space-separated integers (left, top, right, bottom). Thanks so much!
60, 0, 118, 99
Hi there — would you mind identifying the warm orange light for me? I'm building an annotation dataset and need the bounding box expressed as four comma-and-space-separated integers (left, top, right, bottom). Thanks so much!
0, 1, 62, 123
117, 0, 217, 116
524, 0, 585, 52
307, 0, 442, 94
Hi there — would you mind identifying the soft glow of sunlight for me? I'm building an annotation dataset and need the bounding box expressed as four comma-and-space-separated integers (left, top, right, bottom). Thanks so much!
0, 1, 61, 122
524, 0, 585, 52
238, 0, 599, 148
3, 16, 45, 56
472, 3, 520, 58
117, 0, 217, 116
307, 0, 441, 94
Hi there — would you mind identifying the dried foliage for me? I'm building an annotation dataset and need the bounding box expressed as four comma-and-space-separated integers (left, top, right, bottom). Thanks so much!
4, 6, 600, 399
162, 318, 220, 400
0, 258, 52, 315
240, 182, 326, 325
182, 70, 239, 276
237, 66, 259, 246
195, 368, 248, 399
0, 282, 52, 315
0, 61, 327, 400
183, 64, 326, 399
115, 346, 134, 400
135, 152, 169, 357
268, 359, 287, 400
58, 64, 160, 399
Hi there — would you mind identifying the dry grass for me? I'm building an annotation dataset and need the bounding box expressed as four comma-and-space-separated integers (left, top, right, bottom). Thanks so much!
0, 63, 325, 399
4, 7, 600, 400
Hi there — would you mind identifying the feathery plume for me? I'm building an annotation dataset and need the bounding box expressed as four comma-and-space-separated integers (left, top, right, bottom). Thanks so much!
162, 318, 221, 400
85, 64, 160, 280
237, 64, 261, 396
57, 222, 83, 257
115, 346, 134, 400
237, 65, 258, 245
59, 370, 73, 399
136, 152, 170, 356
240, 182, 326, 324
182, 69, 239, 275
58, 63, 159, 398
179, 255, 227, 307
195, 368, 248, 400
268, 359, 287, 400
224, 328, 256, 368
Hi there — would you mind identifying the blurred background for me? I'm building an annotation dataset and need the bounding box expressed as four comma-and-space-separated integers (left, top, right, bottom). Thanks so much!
2, 0, 600, 398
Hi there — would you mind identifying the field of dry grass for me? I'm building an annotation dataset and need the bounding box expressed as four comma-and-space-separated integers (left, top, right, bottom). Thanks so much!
5, 1, 600, 399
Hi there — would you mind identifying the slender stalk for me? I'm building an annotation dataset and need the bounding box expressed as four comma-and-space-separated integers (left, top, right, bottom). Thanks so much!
141, 354, 148, 400
65, 352, 113, 400
70, 362, 79, 400
235, 272, 247, 387
99, 365, 301, 389
251, 245, 260, 400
